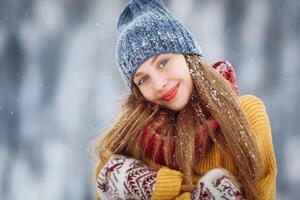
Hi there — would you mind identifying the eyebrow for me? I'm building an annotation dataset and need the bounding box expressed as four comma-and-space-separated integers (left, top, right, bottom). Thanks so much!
134, 55, 160, 78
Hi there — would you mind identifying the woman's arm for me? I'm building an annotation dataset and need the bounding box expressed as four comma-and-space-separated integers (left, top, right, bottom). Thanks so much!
240, 95, 278, 200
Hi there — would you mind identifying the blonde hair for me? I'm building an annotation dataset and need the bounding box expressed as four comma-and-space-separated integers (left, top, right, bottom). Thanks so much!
91, 54, 262, 199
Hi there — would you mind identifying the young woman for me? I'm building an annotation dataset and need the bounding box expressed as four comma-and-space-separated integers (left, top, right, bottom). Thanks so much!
91, 0, 277, 199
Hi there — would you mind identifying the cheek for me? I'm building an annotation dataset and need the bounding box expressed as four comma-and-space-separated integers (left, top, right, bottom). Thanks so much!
140, 89, 156, 102
166, 68, 183, 79
180, 65, 192, 82
168, 61, 190, 80
173, 68, 191, 82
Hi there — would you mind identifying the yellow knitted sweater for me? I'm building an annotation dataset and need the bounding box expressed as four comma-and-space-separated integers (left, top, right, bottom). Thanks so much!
94, 95, 277, 200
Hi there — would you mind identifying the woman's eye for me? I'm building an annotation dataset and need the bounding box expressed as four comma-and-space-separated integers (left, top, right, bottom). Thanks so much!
137, 59, 168, 86
138, 76, 148, 86
159, 59, 169, 68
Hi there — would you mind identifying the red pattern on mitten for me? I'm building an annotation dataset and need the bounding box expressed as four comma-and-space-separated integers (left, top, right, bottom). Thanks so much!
96, 154, 157, 200
191, 168, 244, 200
212, 60, 239, 95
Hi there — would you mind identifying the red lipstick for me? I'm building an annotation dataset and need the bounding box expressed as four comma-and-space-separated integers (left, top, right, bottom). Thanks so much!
162, 84, 179, 101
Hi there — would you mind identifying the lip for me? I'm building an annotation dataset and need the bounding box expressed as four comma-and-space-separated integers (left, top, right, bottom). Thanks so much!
162, 84, 179, 101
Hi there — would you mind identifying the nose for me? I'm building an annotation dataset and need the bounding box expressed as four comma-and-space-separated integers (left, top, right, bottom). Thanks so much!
152, 74, 168, 93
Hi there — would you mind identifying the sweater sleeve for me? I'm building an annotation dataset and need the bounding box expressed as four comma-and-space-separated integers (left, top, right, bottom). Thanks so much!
175, 192, 191, 200
239, 95, 278, 200
151, 167, 184, 200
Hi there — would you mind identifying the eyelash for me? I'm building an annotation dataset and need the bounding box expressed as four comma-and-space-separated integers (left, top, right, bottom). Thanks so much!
138, 58, 169, 86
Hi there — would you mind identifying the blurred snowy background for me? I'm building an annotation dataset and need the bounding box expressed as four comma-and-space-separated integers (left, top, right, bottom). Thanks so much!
0, 0, 299, 199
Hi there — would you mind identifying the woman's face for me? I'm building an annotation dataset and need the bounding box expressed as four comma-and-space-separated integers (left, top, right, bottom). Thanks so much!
133, 53, 194, 111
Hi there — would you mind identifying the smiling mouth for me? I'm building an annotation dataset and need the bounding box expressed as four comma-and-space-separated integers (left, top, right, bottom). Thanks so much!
162, 84, 179, 101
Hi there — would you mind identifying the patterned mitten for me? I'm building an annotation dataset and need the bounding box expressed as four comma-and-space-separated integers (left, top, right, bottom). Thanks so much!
191, 168, 243, 200
96, 154, 157, 200
212, 60, 239, 95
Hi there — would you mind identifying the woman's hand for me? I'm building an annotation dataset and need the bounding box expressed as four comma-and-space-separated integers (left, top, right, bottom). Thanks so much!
96, 154, 157, 200
191, 168, 243, 200
212, 60, 239, 95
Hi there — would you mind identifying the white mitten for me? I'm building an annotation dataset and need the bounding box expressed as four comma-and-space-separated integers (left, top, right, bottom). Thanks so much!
96, 154, 157, 200
191, 168, 243, 200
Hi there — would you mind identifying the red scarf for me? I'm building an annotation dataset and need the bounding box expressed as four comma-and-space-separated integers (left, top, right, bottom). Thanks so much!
139, 60, 238, 167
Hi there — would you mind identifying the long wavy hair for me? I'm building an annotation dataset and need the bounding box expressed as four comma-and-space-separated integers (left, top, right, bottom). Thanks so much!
91, 54, 262, 199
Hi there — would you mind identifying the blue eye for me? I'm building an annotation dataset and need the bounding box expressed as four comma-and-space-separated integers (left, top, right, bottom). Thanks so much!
160, 59, 169, 68
138, 76, 148, 86
137, 59, 169, 86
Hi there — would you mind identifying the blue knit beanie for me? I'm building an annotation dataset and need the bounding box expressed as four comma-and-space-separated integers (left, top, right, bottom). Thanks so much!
116, 0, 204, 90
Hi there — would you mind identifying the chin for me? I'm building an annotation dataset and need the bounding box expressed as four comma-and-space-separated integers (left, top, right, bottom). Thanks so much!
168, 100, 188, 112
